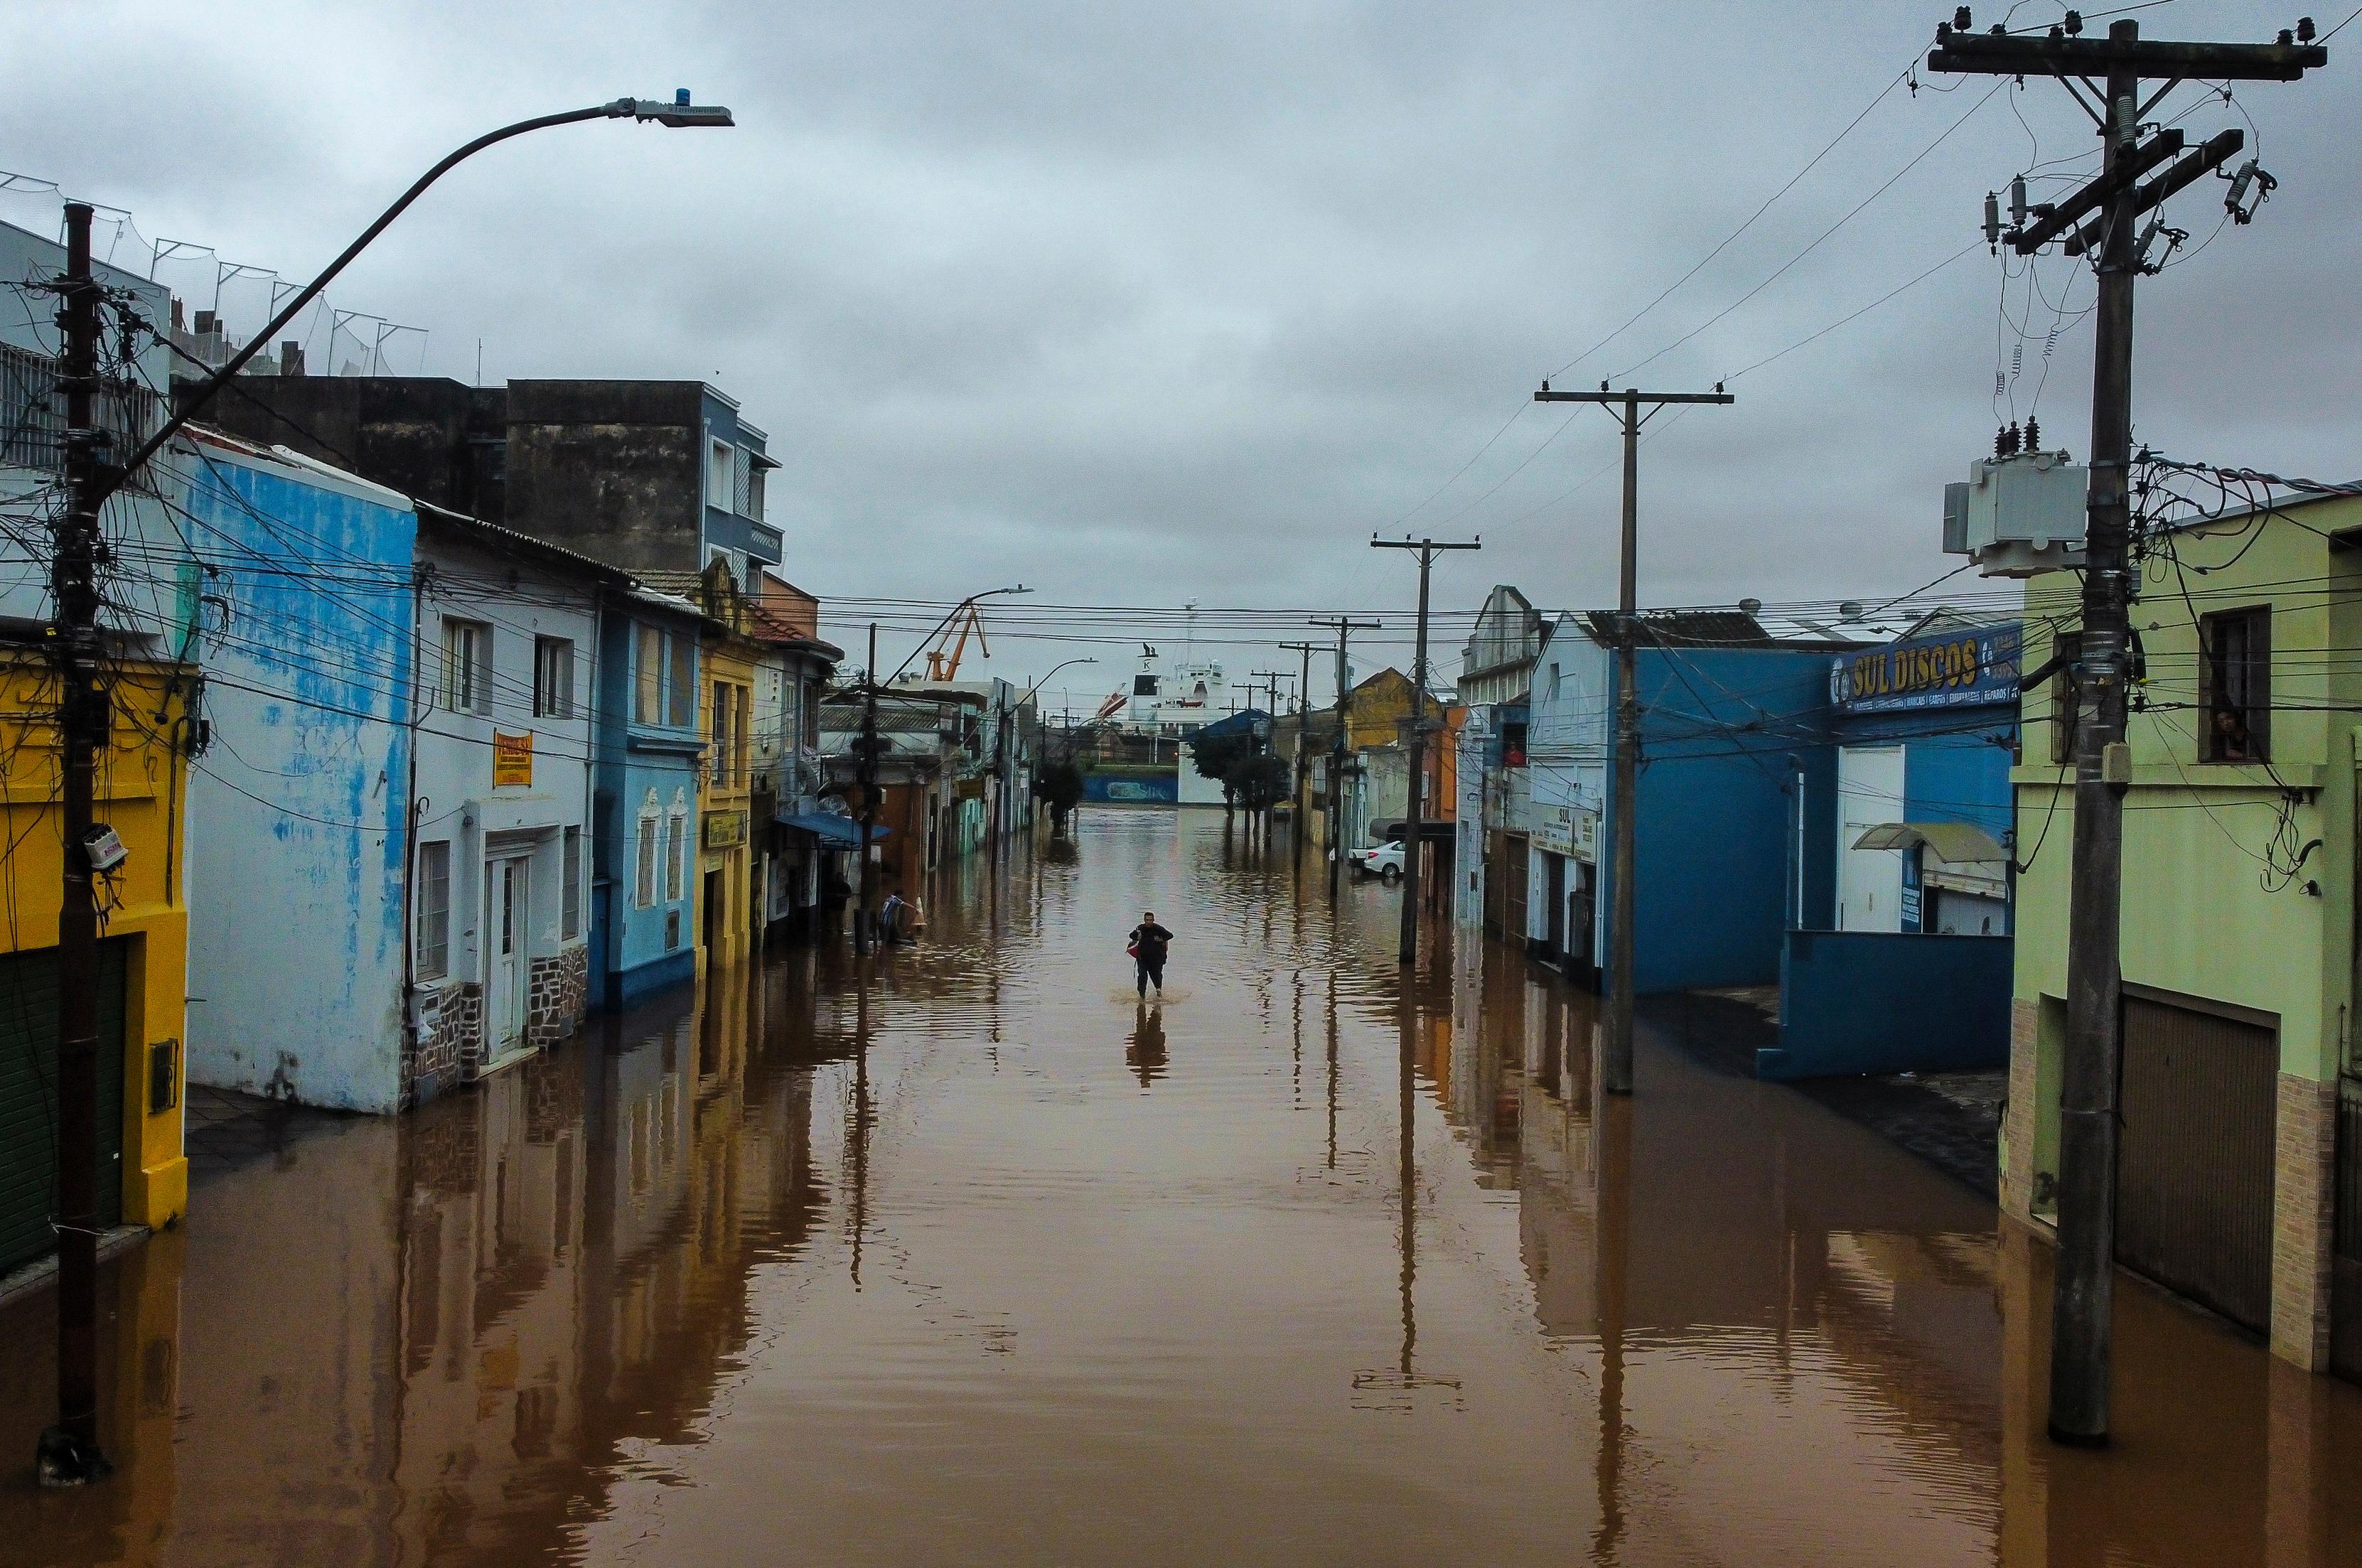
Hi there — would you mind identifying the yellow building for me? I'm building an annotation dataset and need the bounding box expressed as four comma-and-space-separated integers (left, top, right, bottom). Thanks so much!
666, 562, 758, 975
0, 646, 190, 1276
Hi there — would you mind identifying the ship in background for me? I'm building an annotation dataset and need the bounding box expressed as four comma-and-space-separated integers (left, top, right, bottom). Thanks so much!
1123, 642, 1230, 736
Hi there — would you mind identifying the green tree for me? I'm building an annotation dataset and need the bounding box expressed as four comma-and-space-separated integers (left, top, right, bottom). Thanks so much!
1225, 751, 1289, 814
1034, 758, 1085, 834
1190, 730, 1255, 820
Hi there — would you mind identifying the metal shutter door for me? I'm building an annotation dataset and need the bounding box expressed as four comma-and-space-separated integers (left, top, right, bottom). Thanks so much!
2116, 996, 2277, 1333
0, 942, 127, 1274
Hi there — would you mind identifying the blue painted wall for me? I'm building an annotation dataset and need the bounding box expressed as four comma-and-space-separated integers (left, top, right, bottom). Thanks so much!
1600, 645, 1833, 994
179, 444, 417, 1111
591, 598, 704, 1010
1083, 770, 1179, 805
1760, 928, 2013, 1080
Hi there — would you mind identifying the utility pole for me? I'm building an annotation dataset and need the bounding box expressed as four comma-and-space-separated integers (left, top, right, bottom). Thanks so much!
36, 203, 110, 1488
1281, 640, 1323, 874
1371, 537, 1480, 965
1251, 670, 1289, 842
1313, 616, 1381, 902
1533, 383, 1732, 1093
1931, 10, 2324, 1448
856, 623, 879, 957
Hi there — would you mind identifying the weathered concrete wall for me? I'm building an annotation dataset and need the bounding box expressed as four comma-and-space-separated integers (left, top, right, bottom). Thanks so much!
504, 380, 704, 573
181, 442, 417, 1112
175, 375, 504, 517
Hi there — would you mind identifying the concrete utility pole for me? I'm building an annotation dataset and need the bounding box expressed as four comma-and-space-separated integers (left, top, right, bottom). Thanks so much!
1281, 640, 1324, 874
1931, 11, 2324, 1448
38, 203, 109, 1490
1311, 617, 1381, 902
1371, 537, 1480, 966
1250, 670, 1290, 843
1532, 383, 1732, 1094
856, 623, 880, 957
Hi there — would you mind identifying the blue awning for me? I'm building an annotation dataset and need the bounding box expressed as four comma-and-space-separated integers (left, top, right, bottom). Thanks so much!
779, 812, 886, 848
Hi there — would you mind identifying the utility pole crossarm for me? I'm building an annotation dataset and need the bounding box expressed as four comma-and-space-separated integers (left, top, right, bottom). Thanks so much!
1927, 30, 2325, 80
1533, 389, 1734, 406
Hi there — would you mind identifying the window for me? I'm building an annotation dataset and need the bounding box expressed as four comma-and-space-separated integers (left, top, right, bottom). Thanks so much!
535, 637, 576, 719
1547, 664, 1562, 701
669, 633, 694, 727
633, 625, 660, 724
667, 808, 687, 902
665, 908, 682, 950
2201, 607, 2271, 763
712, 681, 736, 787
1134, 675, 1159, 696
747, 466, 766, 522
2051, 631, 2083, 766
635, 815, 657, 908
738, 685, 753, 785
442, 620, 491, 715
708, 437, 734, 511
417, 840, 451, 979
562, 826, 581, 939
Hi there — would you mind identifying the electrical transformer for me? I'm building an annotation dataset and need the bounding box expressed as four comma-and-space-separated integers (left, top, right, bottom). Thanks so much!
1942, 447, 2088, 577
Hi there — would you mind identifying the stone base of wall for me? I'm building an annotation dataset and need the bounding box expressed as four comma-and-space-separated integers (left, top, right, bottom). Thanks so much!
2002, 997, 2040, 1224
2272, 1070, 2336, 1371
400, 982, 480, 1110
527, 944, 589, 1050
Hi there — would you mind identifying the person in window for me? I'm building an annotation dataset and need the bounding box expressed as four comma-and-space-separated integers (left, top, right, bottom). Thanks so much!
2213, 705, 2254, 762
1127, 911, 1174, 998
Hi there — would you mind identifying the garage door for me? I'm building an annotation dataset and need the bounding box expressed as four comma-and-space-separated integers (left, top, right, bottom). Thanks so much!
0, 943, 127, 1275
2117, 995, 2276, 1333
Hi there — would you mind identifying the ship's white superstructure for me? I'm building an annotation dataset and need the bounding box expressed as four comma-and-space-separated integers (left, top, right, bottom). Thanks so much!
1125, 643, 1229, 736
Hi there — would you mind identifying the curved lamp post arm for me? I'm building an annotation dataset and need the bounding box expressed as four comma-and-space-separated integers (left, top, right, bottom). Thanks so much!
1021, 656, 1096, 704
104, 95, 731, 503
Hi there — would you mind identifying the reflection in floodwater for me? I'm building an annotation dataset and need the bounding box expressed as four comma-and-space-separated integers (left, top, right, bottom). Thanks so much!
6, 807, 2362, 1564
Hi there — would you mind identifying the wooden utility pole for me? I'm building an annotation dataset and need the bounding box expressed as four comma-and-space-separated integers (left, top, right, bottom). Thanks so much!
1532, 384, 1732, 1094
1371, 537, 1480, 966
1281, 640, 1323, 874
1311, 617, 1380, 902
1932, 11, 2324, 1447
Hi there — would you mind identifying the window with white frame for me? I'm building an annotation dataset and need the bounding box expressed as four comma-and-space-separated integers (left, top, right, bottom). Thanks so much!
562, 825, 581, 938
708, 437, 733, 512
535, 636, 576, 719
635, 810, 658, 908
442, 619, 491, 714
667, 800, 688, 902
747, 465, 766, 522
635, 624, 662, 724
417, 840, 451, 979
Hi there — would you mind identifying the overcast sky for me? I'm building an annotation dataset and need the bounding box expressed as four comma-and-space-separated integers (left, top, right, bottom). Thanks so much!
11, 1, 2358, 707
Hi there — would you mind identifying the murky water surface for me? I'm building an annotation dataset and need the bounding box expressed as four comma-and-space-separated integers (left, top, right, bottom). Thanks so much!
7, 809, 2362, 1565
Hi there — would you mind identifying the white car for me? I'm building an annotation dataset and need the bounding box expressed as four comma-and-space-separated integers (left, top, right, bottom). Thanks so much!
1348, 841, 1405, 881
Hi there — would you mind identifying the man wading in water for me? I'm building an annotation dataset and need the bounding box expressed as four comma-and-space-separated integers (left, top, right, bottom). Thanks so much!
1127, 911, 1175, 998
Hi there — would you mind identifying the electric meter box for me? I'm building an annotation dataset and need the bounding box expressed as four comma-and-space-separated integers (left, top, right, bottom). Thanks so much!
1943, 449, 2088, 577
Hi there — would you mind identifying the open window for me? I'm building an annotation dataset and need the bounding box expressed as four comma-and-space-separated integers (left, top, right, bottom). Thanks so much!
2200, 606, 2270, 763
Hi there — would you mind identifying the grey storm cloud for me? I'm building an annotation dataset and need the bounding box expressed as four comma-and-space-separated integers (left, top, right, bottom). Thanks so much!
9, 0, 2357, 699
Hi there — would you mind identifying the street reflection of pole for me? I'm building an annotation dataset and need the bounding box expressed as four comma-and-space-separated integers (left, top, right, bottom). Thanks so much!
849, 969, 871, 1289
1399, 996, 1417, 1378
1326, 970, 1340, 1171
1594, 1088, 1633, 1562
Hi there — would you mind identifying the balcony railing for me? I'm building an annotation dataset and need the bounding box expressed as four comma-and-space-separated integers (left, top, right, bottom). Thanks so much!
1, 341, 164, 478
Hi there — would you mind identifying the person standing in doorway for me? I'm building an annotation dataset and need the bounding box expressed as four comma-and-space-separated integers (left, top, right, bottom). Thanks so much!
1127, 911, 1174, 997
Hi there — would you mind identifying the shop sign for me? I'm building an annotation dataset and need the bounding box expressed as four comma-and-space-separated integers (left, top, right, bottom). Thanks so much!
492, 731, 533, 788
1831, 624, 2020, 714
703, 810, 746, 849
1533, 804, 1599, 863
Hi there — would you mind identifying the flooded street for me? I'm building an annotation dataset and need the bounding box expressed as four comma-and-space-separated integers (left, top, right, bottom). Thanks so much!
7, 807, 2362, 1566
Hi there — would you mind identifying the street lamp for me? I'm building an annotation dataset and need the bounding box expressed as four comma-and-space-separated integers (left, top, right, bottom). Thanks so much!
38, 90, 731, 1490
102, 90, 734, 503
1021, 655, 1097, 704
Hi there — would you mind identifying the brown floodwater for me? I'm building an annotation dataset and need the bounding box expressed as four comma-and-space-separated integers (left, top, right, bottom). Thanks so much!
6, 807, 2362, 1565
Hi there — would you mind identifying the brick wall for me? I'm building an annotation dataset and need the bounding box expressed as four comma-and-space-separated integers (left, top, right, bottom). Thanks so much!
2271, 1070, 2335, 1370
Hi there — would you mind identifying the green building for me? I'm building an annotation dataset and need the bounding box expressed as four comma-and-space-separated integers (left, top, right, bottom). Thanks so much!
2006, 487, 2360, 1378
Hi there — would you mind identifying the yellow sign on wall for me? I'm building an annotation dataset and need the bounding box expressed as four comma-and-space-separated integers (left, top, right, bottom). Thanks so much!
493, 731, 534, 788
